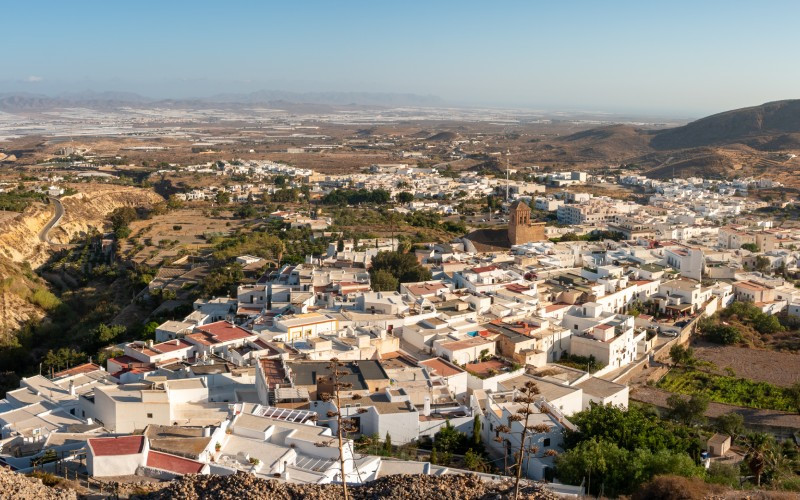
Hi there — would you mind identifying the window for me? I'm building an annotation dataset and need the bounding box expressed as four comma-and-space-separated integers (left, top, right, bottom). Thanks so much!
147, 413, 153, 419
543, 438, 551, 447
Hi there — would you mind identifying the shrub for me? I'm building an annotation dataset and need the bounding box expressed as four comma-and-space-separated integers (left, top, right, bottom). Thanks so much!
703, 324, 741, 345
29, 288, 61, 310
705, 462, 740, 488
632, 475, 725, 500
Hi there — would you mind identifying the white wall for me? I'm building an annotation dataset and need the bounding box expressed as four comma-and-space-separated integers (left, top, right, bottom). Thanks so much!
88, 440, 148, 477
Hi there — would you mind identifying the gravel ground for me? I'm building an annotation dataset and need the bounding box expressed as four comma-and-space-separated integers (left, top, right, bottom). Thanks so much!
135, 472, 559, 500
0, 467, 77, 500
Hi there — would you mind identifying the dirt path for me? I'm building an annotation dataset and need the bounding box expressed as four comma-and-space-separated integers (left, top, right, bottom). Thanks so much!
632, 386, 800, 432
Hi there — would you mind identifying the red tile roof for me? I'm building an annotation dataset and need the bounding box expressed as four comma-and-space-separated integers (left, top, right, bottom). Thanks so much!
146, 450, 205, 474
152, 339, 194, 353
405, 282, 446, 295
187, 321, 254, 345
54, 363, 101, 378
419, 357, 463, 377
88, 436, 144, 456
259, 358, 287, 388
109, 355, 141, 366
470, 266, 497, 274
504, 283, 532, 293
543, 302, 571, 313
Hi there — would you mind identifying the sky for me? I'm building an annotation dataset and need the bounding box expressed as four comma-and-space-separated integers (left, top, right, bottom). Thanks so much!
3, 0, 800, 118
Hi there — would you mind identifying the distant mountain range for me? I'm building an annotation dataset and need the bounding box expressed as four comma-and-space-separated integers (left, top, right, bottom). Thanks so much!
0, 90, 444, 112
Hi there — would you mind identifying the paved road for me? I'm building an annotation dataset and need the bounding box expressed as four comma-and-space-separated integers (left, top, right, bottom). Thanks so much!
38, 196, 64, 244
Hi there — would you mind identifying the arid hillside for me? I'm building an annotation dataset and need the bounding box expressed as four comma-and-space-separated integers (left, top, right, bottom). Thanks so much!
0, 184, 163, 338
651, 99, 800, 150
49, 184, 163, 246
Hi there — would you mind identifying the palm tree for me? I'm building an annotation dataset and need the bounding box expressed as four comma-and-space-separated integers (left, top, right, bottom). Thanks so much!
743, 432, 774, 487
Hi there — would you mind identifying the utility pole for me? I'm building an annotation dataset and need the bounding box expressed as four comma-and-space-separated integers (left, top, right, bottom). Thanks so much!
505, 150, 511, 202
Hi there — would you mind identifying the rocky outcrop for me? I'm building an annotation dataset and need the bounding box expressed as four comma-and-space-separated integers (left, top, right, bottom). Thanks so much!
136, 472, 559, 500
0, 467, 77, 500
0, 203, 53, 264
49, 185, 164, 249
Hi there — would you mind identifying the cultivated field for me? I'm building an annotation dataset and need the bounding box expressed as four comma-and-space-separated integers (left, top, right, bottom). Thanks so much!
692, 342, 800, 388
121, 208, 251, 266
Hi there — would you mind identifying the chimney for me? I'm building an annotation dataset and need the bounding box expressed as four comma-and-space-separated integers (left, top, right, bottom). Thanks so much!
68, 380, 75, 396
147, 339, 154, 348
423, 396, 431, 417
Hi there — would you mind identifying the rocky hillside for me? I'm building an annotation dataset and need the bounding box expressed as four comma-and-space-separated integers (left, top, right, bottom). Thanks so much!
49, 184, 163, 247
0, 466, 76, 500
0, 256, 50, 343
0, 184, 162, 268
0, 203, 53, 264
137, 472, 557, 500
0, 184, 162, 338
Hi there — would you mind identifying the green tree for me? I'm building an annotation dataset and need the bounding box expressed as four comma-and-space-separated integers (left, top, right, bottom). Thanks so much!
472, 415, 482, 446
752, 313, 783, 334
215, 191, 231, 204
233, 203, 258, 219
42, 348, 86, 374
743, 432, 774, 486
384, 432, 392, 455
94, 323, 126, 344
754, 256, 771, 272
706, 462, 740, 488
166, 195, 184, 209
669, 344, 695, 367
564, 403, 696, 454
787, 382, 800, 414
557, 438, 701, 496
395, 191, 414, 204
371, 269, 399, 292
740, 243, 760, 252
464, 449, 489, 472
716, 412, 744, 442
700, 322, 742, 345
433, 421, 466, 455
666, 394, 709, 426
272, 188, 299, 203
141, 321, 159, 341
369, 251, 432, 285
556, 437, 626, 496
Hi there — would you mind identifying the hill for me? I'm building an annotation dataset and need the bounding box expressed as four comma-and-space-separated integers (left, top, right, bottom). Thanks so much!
651, 100, 800, 150
558, 124, 653, 161
426, 131, 459, 142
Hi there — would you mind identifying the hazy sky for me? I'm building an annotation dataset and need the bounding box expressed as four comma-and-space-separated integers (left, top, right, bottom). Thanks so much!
3, 0, 800, 117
